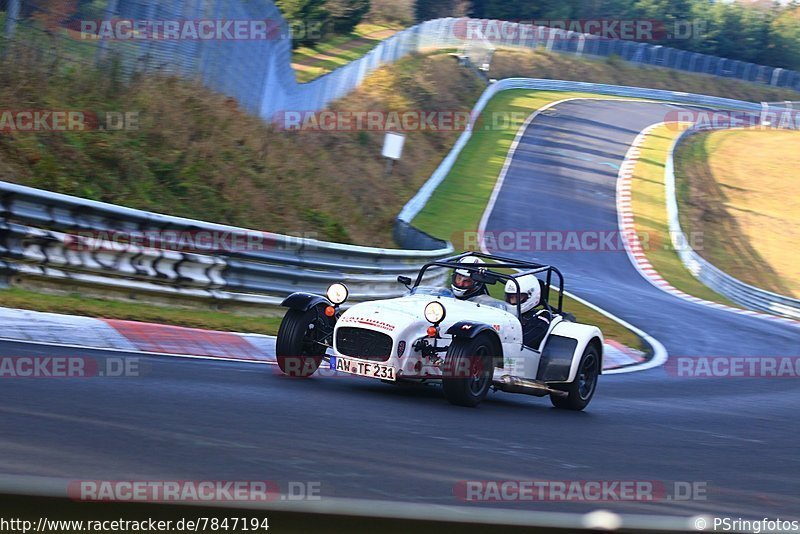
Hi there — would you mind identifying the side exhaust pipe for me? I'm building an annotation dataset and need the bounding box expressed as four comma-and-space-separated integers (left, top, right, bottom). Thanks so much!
494, 375, 568, 398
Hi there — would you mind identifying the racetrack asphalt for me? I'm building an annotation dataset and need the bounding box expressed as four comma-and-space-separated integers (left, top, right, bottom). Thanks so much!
1, 99, 798, 520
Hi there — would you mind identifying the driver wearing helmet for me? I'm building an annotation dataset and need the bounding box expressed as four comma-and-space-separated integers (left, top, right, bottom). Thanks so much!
505, 274, 552, 349
451, 256, 490, 300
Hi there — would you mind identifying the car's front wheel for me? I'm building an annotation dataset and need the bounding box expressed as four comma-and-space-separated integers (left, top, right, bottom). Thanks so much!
549, 344, 599, 411
275, 308, 328, 377
442, 334, 497, 407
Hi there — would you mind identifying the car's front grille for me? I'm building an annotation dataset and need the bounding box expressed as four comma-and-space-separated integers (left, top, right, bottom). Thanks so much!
335, 327, 393, 362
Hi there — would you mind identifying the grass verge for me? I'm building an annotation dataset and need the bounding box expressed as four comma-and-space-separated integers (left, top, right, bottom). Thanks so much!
1, 50, 483, 248
0, 287, 284, 335
674, 129, 800, 298
292, 22, 400, 83
412, 89, 649, 351
629, 124, 739, 306
412, 90, 627, 248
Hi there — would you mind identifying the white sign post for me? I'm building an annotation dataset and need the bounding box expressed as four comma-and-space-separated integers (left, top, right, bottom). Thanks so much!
381, 131, 405, 175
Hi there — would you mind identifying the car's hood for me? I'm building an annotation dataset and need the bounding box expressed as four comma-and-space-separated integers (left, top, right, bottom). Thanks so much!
338, 294, 515, 337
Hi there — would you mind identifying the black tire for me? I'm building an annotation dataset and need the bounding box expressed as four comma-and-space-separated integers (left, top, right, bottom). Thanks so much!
549, 345, 599, 411
275, 308, 327, 378
442, 334, 497, 407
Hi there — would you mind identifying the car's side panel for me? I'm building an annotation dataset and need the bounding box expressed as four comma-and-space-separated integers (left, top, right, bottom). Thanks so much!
538, 321, 603, 383
502, 344, 541, 379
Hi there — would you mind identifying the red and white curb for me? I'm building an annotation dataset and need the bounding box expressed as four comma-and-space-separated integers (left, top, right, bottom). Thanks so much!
616, 122, 800, 329
0, 307, 274, 364
0, 306, 642, 371
603, 339, 646, 369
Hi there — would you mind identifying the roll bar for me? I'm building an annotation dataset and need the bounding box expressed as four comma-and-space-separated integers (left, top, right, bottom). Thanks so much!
412, 252, 565, 315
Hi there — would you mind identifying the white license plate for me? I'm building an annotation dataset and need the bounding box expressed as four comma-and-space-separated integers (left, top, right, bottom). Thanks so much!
331, 356, 396, 381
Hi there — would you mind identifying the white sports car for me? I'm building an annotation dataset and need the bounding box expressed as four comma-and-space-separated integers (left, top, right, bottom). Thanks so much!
275, 253, 602, 409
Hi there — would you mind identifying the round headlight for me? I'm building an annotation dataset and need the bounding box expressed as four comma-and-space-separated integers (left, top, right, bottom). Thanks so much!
424, 301, 446, 324
326, 283, 349, 305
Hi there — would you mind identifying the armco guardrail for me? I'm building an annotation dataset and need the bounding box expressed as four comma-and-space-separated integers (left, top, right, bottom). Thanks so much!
397, 78, 762, 226
665, 126, 800, 319
0, 181, 452, 306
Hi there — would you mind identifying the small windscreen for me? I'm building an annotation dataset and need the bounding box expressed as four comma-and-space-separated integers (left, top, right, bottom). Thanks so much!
410, 286, 455, 298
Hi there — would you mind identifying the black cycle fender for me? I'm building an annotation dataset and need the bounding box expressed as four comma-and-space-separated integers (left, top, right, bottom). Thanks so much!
281, 292, 331, 312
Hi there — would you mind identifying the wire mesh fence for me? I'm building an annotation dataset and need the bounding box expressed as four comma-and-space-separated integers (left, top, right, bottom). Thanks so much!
2, 1, 800, 123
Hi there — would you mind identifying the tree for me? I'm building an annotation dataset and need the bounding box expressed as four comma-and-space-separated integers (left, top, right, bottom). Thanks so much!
416, 0, 471, 21
737, 5, 775, 64
325, 0, 370, 33
769, 6, 800, 69
470, 0, 568, 20
366, 0, 414, 25
275, 0, 330, 46
424, 0, 800, 69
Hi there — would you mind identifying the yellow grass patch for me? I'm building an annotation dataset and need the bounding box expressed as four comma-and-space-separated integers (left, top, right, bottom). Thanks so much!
675, 129, 800, 298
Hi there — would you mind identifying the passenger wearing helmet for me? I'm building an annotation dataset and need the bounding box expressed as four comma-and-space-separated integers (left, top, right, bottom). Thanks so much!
451, 256, 490, 300
505, 274, 552, 349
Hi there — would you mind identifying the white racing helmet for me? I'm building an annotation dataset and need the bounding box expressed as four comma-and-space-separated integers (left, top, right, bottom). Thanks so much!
504, 274, 541, 314
451, 256, 486, 299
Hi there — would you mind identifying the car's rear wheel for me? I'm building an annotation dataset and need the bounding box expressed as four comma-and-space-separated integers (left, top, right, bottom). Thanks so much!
549, 344, 599, 411
442, 334, 497, 407
276, 308, 328, 377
